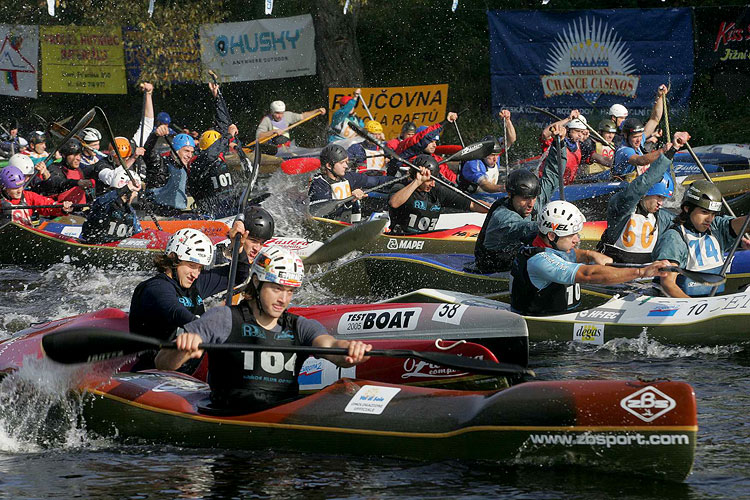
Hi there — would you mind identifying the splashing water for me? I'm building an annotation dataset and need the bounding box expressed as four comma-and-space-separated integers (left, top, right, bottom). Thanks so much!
597, 328, 743, 358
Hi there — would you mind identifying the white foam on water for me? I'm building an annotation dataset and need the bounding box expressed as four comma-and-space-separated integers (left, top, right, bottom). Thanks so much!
595, 328, 743, 358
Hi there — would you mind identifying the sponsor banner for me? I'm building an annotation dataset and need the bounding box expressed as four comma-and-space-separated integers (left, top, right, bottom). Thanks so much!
487, 9, 693, 121
0, 25, 38, 99
573, 322, 604, 345
337, 307, 421, 335
200, 15, 316, 82
123, 25, 203, 85
695, 6, 750, 74
40, 26, 126, 94
328, 84, 449, 140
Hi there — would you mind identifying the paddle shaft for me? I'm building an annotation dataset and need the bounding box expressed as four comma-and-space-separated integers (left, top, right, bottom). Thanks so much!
607, 262, 725, 286
530, 106, 615, 149
2, 203, 88, 210
555, 135, 565, 200
359, 93, 375, 121
684, 142, 736, 217
309, 175, 407, 217
247, 110, 324, 148
348, 122, 490, 210
709, 208, 750, 296
454, 120, 465, 148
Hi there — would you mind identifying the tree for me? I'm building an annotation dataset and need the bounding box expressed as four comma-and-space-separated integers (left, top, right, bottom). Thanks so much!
310, 0, 365, 91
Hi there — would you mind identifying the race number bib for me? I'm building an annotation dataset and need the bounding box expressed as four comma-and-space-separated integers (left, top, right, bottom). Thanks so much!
330, 180, 352, 200
682, 229, 723, 272
615, 214, 658, 254
365, 149, 386, 171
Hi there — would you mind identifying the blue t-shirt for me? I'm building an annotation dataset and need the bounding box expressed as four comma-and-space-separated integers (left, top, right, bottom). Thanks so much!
612, 134, 647, 178
526, 247, 581, 291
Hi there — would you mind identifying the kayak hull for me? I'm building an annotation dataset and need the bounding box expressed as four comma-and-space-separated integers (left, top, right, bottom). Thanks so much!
82, 372, 697, 481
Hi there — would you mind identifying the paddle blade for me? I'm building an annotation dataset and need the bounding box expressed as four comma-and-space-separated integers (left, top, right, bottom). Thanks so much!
409, 350, 534, 377
303, 218, 387, 265
282, 157, 320, 175
435, 145, 462, 156
666, 267, 726, 286
445, 140, 496, 163
308, 198, 342, 218
42, 328, 162, 364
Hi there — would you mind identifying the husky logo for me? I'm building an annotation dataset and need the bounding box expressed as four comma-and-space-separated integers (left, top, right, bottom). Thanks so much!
542, 17, 639, 104
620, 386, 676, 423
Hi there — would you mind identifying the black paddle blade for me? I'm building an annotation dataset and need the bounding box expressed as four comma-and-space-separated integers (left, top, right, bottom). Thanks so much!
445, 140, 496, 163
42, 328, 162, 364
664, 266, 726, 286
406, 350, 534, 377
308, 199, 341, 218
303, 218, 388, 265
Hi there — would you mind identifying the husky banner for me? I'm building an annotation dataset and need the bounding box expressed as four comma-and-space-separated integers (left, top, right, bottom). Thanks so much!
200, 15, 315, 82
0, 25, 38, 99
488, 9, 693, 121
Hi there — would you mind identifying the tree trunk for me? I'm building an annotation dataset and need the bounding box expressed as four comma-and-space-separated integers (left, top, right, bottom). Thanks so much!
311, 0, 365, 91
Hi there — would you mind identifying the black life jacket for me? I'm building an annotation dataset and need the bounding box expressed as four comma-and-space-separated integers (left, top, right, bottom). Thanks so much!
80, 192, 138, 243
510, 246, 581, 316
188, 151, 233, 202
389, 188, 443, 234
208, 301, 302, 410
474, 197, 533, 273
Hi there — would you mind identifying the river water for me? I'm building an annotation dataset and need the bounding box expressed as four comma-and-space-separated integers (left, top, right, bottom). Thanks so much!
0, 172, 748, 499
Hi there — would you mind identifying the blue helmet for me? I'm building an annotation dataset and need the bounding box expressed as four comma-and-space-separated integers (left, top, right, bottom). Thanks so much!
646, 172, 674, 198
156, 111, 171, 125
172, 133, 195, 150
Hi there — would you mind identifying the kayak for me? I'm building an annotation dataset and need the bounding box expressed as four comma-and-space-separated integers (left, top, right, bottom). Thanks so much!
384, 286, 750, 346
320, 248, 750, 299
81, 371, 697, 481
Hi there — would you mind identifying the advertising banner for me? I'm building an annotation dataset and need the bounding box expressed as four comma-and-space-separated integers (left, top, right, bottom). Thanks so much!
40, 26, 126, 94
200, 15, 316, 82
0, 24, 38, 99
328, 85, 449, 140
487, 9, 693, 121
695, 6, 750, 74
124, 25, 203, 85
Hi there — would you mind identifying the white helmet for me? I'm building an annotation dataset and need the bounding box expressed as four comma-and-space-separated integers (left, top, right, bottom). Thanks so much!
566, 118, 587, 130
270, 100, 286, 113
165, 228, 215, 266
251, 245, 304, 288
17, 137, 28, 148
538, 200, 586, 237
608, 104, 628, 118
99, 166, 142, 189
8, 153, 34, 175
81, 127, 102, 142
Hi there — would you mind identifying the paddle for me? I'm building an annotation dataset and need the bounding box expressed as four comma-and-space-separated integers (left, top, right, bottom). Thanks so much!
454, 120, 465, 148
606, 262, 726, 286
359, 93, 375, 121
302, 217, 387, 265
2, 203, 88, 210
309, 176, 407, 218
555, 134, 565, 201
246, 109, 325, 149
502, 112, 510, 179
530, 105, 615, 150
40, 327, 533, 377
709, 207, 750, 296
684, 142, 736, 217
281, 157, 322, 175
48, 122, 110, 158
23, 108, 96, 190
348, 121, 491, 210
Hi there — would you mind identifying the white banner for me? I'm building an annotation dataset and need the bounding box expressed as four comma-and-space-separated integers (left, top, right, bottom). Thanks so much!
0, 24, 38, 99
200, 15, 316, 82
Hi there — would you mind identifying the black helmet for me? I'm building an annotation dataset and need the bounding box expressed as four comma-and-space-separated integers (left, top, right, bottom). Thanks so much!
482, 135, 503, 154
597, 119, 617, 134
319, 144, 348, 168
59, 139, 82, 156
621, 117, 645, 136
682, 180, 723, 212
410, 154, 440, 179
243, 206, 275, 241
30, 131, 47, 144
507, 168, 541, 198
401, 121, 417, 135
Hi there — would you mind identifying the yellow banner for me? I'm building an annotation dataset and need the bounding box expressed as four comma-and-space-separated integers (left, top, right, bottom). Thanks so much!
328, 84, 449, 140
41, 26, 126, 94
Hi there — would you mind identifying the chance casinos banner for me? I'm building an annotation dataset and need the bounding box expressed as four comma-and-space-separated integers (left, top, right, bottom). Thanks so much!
0, 24, 38, 99
695, 6, 750, 74
328, 85, 449, 140
40, 26, 126, 94
487, 9, 693, 121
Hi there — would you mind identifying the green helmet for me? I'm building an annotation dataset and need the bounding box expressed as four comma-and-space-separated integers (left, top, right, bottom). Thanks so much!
683, 180, 723, 212
597, 119, 617, 134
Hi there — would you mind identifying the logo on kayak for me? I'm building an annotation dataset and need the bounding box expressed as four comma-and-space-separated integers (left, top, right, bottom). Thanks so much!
386, 238, 424, 251
345, 385, 401, 415
620, 386, 676, 422
117, 238, 148, 249
647, 306, 679, 317
337, 307, 421, 334
541, 17, 639, 104
402, 358, 466, 379
576, 308, 623, 322
573, 322, 604, 345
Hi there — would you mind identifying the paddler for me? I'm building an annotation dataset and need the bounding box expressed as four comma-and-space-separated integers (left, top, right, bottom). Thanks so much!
388, 155, 487, 234
473, 124, 565, 273
579, 120, 616, 176
79, 127, 107, 168
653, 181, 750, 298
308, 143, 395, 222
537, 116, 586, 185
328, 89, 365, 143
539, 109, 580, 152
608, 103, 628, 147
129, 207, 275, 371
0, 165, 73, 225
390, 112, 459, 183
510, 200, 671, 316
30, 139, 99, 205
384, 121, 417, 150
25, 131, 49, 165
142, 130, 194, 214
161, 245, 372, 412
457, 110, 516, 194
80, 168, 142, 243
347, 120, 387, 174
597, 131, 689, 263
256, 100, 326, 148
611, 84, 669, 181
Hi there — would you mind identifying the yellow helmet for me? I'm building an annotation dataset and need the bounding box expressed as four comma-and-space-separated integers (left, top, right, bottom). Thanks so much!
198, 130, 221, 150
365, 120, 383, 135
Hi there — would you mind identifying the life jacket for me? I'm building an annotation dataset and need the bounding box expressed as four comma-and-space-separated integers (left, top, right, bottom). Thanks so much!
457, 158, 500, 194
130, 273, 205, 341
363, 147, 386, 172
189, 151, 234, 202
80, 195, 138, 243
510, 246, 581, 316
150, 154, 189, 209
601, 209, 659, 264
268, 114, 291, 146
332, 119, 359, 140
474, 197, 530, 273
390, 188, 443, 234
591, 142, 614, 173
675, 224, 725, 296
1, 192, 33, 225
208, 301, 302, 409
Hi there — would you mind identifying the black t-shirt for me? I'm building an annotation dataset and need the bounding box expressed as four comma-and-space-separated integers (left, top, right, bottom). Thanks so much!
388, 182, 471, 234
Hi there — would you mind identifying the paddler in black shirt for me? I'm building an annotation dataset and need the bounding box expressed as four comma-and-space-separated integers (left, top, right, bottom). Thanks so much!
388, 155, 487, 234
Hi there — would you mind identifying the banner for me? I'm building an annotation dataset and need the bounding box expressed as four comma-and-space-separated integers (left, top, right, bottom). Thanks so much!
328, 85, 449, 140
124, 26, 203, 85
487, 9, 693, 121
200, 15, 316, 82
695, 6, 750, 74
0, 25, 38, 99
40, 26, 127, 94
